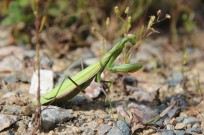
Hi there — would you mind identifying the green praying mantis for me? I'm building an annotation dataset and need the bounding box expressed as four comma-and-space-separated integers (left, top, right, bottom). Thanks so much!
40, 34, 143, 105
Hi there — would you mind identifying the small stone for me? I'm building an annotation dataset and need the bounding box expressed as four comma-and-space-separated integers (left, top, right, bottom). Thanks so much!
21, 105, 35, 116
24, 50, 35, 58
2, 92, 15, 98
2, 105, 21, 114
82, 128, 94, 135
175, 123, 186, 130
174, 130, 185, 135
48, 131, 55, 135
17, 121, 27, 134
107, 121, 113, 126
192, 123, 200, 128
158, 130, 175, 135
186, 124, 191, 129
7, 130, 15, 135
155, 119, 163, 126
98, 124, 112, 135
0, 114, 20, 131
186, 127, 202, 134
15, 68, 33, 83
107, 127, 123, 135
0, 56, 24, 72
77, 119, 84, 127
182, 117, 200, 125
67, 94, 86, 105
179, 112, 188, 117
163, 118, 171, 125
152, 133, 162, 135
128, 102, 159, 123
97, 118, 104, 124
113, 114, 119, 119
40, 56, 53, 69
166, 124, 174, 130
144, 61, 158, 72
41, 106, 73, 129
166, 72, 183, 87
29, 70, 53, 97
116, 120, 130, 135
176, 117, 185, 123
170, 118, 178, 125
143, 129, 155, 134
85, 81, 102, 99
4, 76, 18, 83
123, 75, 138, 86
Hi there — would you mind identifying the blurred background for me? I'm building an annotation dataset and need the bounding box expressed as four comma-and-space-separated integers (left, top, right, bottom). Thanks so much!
0, 0, 203, 49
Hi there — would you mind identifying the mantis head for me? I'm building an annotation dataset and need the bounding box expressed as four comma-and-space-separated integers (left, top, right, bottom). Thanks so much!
127, 34, 137, 45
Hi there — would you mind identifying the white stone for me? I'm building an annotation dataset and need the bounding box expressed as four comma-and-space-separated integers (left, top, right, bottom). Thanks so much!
29, 70, 53, 96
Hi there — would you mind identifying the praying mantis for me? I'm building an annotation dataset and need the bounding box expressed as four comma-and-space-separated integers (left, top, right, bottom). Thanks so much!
40, 34, 143, 105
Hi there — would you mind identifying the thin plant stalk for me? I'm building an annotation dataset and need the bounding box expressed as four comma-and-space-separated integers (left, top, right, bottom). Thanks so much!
33, 0, 41, 131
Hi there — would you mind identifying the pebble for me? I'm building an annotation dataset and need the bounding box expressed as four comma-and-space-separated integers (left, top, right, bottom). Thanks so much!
170, 118, 178, 125
176, 117, 184, 123
97, 118, 104, 124
155, 119, 163, 126
2, 105, 21, 114
166, 124, 174, 130
166, 72, 183, 87
128, 102, 158, 123
174, 130, 185, 135
15, 68, 33, 83
17, 121, 27, 134
175, 123, 186, 130
24, 50, 35, 58
192, 123, 200, 128
106, 120, 130, 135
0, 114, 20, 131
40, 56, 53, 69
48, 131, 55, 135
107, 121, 113, 126
116, 120, 130, 135
4, 76, 19, 83
78, 119, 84, 126
41, 106, 73, 129
85, 81, 102, 99
2, 92, 15, 98
82, 128, 94, 135
0, 46, 24, 59
163, 118, 171, 125
29, 70, 53, 97
67, 94, 86, 106
98, 124, 112, 135
107, 126, 123, 135
144, 60, 158, 72
176, 116, 200, 126
157, 130, 175, 135
0, 56, 24, 72
182, 117, 200, 125
185, 127, 202, 134
123, 75, 138, 86
142, 129, 155, 134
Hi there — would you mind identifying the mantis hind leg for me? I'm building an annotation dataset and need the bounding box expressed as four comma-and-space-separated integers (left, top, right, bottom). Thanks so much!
44, 76, 83, 103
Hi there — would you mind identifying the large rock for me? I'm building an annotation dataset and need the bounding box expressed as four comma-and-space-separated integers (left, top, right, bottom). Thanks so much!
41, 106, 73, 129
